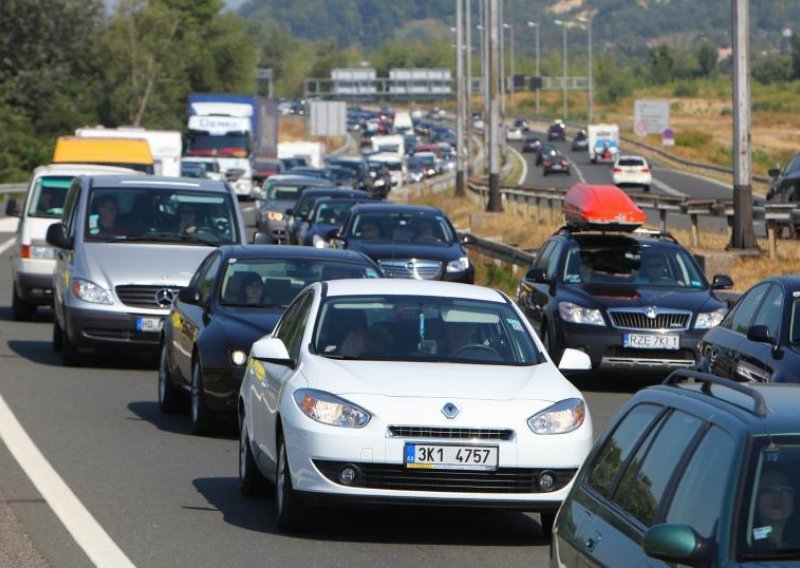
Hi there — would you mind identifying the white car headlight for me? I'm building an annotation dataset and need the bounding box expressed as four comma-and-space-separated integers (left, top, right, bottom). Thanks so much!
312, 234, 328, 249
447, 256, 470, 273
28, 245, 56, 260
695, 308, 727, 329
71, 278, 113, 305
267, 210, 284, 221
293, 389, 371, 428
558, 302, 605, 326
528, 398, 586, 435
230, 350, 248, 366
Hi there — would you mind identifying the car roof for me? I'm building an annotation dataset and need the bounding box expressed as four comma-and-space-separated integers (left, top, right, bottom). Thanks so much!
300, 187, 369, 197
758, 275, 800, 288
322, 279, 506, 301
557, 231, 684, 248
266, 174, 333, 185
34, 164, 142, 177
217, 245, 376, 264
349, 203, 442, 215
83, 175, 230, 192
616, 155, 647, 161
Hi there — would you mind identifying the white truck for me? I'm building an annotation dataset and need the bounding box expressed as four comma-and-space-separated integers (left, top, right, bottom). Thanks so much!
588, 123, 620, 164
74, 127, 182, 176
277, 141, 326, 169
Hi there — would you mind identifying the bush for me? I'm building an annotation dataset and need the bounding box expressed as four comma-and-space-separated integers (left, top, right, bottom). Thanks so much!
676, 130, 713, 149
720, 107, 732, 116
673, 82, 698, 97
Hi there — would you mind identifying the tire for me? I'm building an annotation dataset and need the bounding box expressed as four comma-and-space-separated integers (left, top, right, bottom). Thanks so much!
158, 342, 183, 414
540, 512, 556, 538
12, 287, 36, 321
541, 325, 562, 365
239, 417, 268, 497
190, 359, 215, 434
53, 320, 63, 352
275, 436, 307, 532
61, 322, 83, 367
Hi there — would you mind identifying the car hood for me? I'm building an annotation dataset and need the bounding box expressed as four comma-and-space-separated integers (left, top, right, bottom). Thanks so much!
262, 200, 296, 214
561, 283, 724, 312
346, 241, 465, 262
216, 306, 284, 343
84, 243, 213, 288
300, 356, 579, 402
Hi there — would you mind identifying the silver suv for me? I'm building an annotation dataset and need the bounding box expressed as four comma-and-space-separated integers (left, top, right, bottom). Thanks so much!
46, 175, 257, 365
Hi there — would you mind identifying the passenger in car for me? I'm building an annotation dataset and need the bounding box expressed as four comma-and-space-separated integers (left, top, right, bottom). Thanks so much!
753, 465, 799, 550
94, 196, 129, 237
638, 255, 673, 286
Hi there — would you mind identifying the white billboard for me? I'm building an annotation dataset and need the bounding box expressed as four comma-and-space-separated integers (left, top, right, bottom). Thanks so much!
634, 99, 670, 137
309, 101, 347, 137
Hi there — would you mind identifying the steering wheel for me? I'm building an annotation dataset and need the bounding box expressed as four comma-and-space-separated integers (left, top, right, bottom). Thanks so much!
450, 343, 502, 359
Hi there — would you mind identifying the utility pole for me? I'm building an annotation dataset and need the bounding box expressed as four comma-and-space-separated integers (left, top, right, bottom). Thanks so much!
466, 0, 473, 176
730, 0, 757, 249
579, 15, 594, 124
503, 23, 515, 108
498, 0, 505, 117
528, 21, 540, 117
487, 0, 503, 212
479, 2, 489, 171
455, 0, 466, 196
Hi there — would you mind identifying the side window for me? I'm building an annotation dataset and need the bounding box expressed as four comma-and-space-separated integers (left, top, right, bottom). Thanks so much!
614, 410, 704, 527
533, 241, 554, 271
585, 404, 662, 498
62, 181, 82, 237
751, 284, 783, 339
190, 252, 218, 291
276, 292, 313, 360
197, 253, 221, 305
664, 426, 736, 538
544, 242, 562, 279
728, 283, 770, 334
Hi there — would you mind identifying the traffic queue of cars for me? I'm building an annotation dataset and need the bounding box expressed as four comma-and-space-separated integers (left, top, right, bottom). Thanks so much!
8, 118, 800, 565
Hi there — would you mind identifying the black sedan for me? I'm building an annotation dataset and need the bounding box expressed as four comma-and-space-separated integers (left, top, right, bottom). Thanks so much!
698, 275, 800, 383
158, 245, 383, 434
330, 203, 476, 284
516, 228, 733, 376
298, 197, 373, 247
542, 153, 571, 176
286, 187, 371, 245
535, 143, 558, 166
521, 136, 542, 153
767, 152, 800, 203
571, 130, 589, 152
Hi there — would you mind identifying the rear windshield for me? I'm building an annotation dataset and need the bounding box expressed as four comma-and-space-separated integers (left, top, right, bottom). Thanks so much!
27, 176, 72, 218
349, 211, 454, 246
618, 158, 646, 167
84, 187, 239, 245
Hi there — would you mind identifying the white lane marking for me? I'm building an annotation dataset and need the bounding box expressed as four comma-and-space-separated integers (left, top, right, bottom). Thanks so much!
0, 217, 19, 232
0, 394, 135, 568
650, 177, 687, 197
571, 160, 587, 183
0, 237, 15, 255
509, 145, 528, 185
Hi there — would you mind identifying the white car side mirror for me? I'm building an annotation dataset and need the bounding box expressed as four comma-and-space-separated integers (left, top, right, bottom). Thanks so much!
558, 348, 592, 371
250, 337, 292, 366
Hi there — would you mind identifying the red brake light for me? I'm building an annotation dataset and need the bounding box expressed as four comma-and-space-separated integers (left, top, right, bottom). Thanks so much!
612, 167, 622, 173
641, 167, 650, 173
544, 160, 552, 167
20, 245, 30, 259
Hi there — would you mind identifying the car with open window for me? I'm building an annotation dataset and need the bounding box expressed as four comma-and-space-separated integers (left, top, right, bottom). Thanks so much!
238, 279, 593, 533
698, 275, 800, 383
553, 370, 800, 567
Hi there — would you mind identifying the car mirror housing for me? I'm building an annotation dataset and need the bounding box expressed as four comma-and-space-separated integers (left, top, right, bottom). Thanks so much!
251, 337, 293, 367
642, 524, 709, 567
768, 168, 781, 178
178, 286, 200, 305
252, 231, 272, 245
45, 222, 72, 250
711, 274, 734, 290
558, 348, 592, 371
747, 324, 778, 346
5, 198, 20, 217
459, 233, 477, 246
525, 267, 549, 284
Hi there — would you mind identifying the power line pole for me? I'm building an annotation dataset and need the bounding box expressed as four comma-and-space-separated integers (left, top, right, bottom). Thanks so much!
528, 21, 540, 117
487, 0, 503, 212
479, 1, 489, 172
730, 0, 757, 250
455, 0, 467, 196
466, 0, 473, 176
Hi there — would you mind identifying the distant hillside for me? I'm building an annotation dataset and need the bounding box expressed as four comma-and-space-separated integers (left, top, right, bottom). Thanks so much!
238, 0, 800, 57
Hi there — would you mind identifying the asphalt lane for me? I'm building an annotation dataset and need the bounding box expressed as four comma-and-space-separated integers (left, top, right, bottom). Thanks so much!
0, 209, 641, 568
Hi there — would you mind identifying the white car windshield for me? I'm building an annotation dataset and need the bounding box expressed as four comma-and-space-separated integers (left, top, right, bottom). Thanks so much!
314, 295, 541, 365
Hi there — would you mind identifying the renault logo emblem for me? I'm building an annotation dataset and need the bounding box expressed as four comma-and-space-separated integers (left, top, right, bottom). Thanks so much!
645, 306, 657, 319
441, 402, 459, 419
155, 288, 176, 308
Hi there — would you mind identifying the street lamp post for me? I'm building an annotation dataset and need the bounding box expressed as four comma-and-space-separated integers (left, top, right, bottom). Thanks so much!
578, 15, 594, 124
503, 23, 515, 108
527, 21, 540, 117
554, 19, 568, 122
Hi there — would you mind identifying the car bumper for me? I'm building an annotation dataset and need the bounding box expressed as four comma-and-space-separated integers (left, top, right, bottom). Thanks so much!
555, 321, 701, 373
282, 408, 591, 511
14, 262, 56, 304
64, 305, 167, 351
613, 174, 652, 186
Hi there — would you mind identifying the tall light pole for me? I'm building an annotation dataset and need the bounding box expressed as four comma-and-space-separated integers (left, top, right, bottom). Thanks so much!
487, 0, 502, 211
466, 0, 473, 175
503, 23, 515, 108
455, 0, 466, 196
554, 19, 568, 122
527, 21, 540, 117
498, 1, 505, 116
578, 15, 594, 124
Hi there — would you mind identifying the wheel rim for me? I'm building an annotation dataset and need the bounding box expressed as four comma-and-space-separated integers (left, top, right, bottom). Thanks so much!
191, 365, 200, 424
277, 444, 286, 514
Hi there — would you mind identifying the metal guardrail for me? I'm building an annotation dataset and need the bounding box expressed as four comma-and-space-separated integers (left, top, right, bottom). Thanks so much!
0, 183, 26, 195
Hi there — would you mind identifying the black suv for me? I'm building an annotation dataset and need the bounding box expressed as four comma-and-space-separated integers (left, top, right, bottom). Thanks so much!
547, 122, 566, 141
553, 370, 800, 567
516, 227, 733, 375
767, 152, 800, 202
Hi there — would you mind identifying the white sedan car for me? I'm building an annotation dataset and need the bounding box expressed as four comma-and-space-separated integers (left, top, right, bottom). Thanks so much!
612, 155, 653, 192
238, 279, 593, 533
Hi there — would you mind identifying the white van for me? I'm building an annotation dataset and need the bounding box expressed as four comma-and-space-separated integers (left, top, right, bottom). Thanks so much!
6, 164, 140, 320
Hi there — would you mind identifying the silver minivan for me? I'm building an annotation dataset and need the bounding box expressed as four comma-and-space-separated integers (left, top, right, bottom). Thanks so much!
46, 175, 262, 365
7, 164, 139, 320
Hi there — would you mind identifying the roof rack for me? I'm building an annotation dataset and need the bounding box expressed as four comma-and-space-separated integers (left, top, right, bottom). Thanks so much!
553, 225, 679, 244
663, 369, 767, 418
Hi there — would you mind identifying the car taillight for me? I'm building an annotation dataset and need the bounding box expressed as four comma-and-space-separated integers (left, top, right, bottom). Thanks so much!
561, 160, 569, 166
544, 160, 552, 167
613, 167, 622, 173
20, 245, 30, 259
641, 167, 650, 173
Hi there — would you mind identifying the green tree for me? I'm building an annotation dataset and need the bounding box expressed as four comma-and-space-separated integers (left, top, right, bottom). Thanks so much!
697, 42, 718, 77
648, 45, 675, 84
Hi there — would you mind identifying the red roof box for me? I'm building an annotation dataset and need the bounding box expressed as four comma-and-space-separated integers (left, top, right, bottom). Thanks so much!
563, 183, 646, 231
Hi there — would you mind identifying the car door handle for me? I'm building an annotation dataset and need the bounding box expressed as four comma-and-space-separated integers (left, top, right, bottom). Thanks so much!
585, 530, 602, 552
